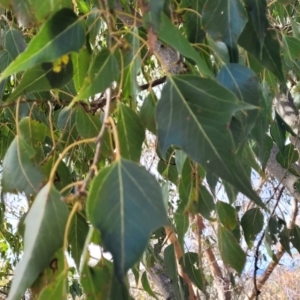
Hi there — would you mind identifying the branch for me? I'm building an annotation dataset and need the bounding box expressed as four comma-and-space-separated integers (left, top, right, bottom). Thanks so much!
246, 196, 299, 300
196, 215, 231, 300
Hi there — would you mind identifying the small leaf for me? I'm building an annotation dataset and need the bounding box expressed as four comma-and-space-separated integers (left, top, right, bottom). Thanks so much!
218, 225, 246, 274
0, 8, 85, 81
68, 212, 89, 270
140, 92, 157, 134
290, 225, 300, 253
117, 103, 145, 161
74, 48, 120, 101
8, 183, 69, 300
87, 158, 169, 280
270, 118, 286, 153
194, 185, 215, 221
141, 271, 158, 299
241, 208, 264, 248
179, 252, 203, 291
216, 201, 238, 230
276, 144, 299, 169
81, 258, 113, 300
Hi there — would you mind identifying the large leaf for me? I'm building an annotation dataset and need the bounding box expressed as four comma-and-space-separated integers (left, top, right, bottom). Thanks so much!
2, 136, 45, 195
158, 13, 213, 77
8, 183, 69, 300
238, 16, 284, 82
117, 103, 145, 162
202, 0, 248, 62
0, 8, 85, 81
7, 59, 73, 102
74, 48, 120, 101
87, 158, 169, 280
11, 0, 72, 27
241, 208, 264, 248
156, 75, 264, 207
243, 0, 268, 55
218, 225, 246, 274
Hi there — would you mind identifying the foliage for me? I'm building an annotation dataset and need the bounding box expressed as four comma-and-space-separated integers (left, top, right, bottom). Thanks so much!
0, 0, 300, 299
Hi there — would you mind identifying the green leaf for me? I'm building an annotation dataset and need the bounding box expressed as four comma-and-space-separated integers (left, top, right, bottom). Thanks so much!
270, 117, 286, 153
276, 144, 299, 169
72, 47, 91, 93
238, 17, 284, 82
202, 0, 248, 62
164, 244, 183, 299
142, 0, 164, 33
7, 183, 69, 300
2, 136, 45, 195
117, 103, 145, 161
0, 50, 12, 98
156, 75, 264, 207
182, 0, 206, 44
0, 8, 85, 81
158, 14, 213, 77
241, 208, 264, 248
8, 59, 73, 102
217, 64, 260, 142
193, 185, 215, 221
216, 201, 238, 230
74, 48, 120, 101
290, 225, 300, 253
87, 158, 169, 280
11, 0, 72, 27
86, 7, 102, 45
243, 0, 268, 55
81, 259, 113, 300
4, 29, 26, 60
218, 225, 246, 274
75, 106, 111, 157
179, 252, 203, 291
140, 92, 157, 134
35, 249, 67, 300
68, 212, 89, 270
141, 271, 158, 300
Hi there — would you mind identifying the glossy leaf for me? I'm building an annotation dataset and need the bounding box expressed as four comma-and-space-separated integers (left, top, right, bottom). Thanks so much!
156, 75, 264, 207
218, 225, 246, 274
8, 183, 69, 300
0, 8, 85, 81
87, 158, 169, 280
241, 208, 264, 248
202, 0, 248, 62
216, 201, 238, 230
117, 103, 145, 161
74, 48, 120, 101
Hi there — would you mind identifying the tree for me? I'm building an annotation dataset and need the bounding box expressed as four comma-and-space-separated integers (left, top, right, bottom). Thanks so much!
0, 0, 300, 299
